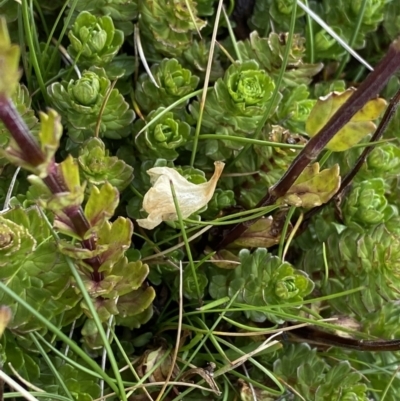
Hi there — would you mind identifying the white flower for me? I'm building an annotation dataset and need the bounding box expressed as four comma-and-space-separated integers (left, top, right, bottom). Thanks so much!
137, 161, 225, 229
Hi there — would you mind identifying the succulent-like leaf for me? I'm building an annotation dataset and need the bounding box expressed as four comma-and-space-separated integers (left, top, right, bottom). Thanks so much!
181, 39, 224, 82
238, 32, 323, 88
139, 0, 207, 58
274, 84, 316, 133
97, 217, 133, 271
0, 214, 36, 266
343, 178, 396, 228
134, 107, 191, 161
278, 163, 341, 208
273, 344, 368, 401
38, 356, 101, 399
190, 60, 276, 159
68, 11, 124, 69
300, 218, 400, 317
116, 287, 156, 326
366, 143, 400, 178
209, 248, 314, 323
78, 137, 133, 191
306, 88, 387, 151
102, 258, 149, 297
47, 67, 135, 143
201, 188, 236, 220
135, 58, 200, 115
179, 266, 208, 300
0, 208, 81, 333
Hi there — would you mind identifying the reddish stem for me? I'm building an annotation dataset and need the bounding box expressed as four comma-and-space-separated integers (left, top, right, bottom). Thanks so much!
214, 38, 400, 250
0, 95, 102, 281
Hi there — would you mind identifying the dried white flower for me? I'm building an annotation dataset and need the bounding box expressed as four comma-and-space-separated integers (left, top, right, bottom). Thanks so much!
137, 161, 225, 229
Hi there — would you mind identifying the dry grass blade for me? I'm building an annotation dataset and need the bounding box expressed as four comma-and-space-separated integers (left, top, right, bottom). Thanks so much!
154, 261, 183, 401
135, 23, 159, 88
0, 369, 40, 401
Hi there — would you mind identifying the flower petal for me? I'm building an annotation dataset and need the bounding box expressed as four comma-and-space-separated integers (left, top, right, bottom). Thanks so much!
137, 161, 225, 229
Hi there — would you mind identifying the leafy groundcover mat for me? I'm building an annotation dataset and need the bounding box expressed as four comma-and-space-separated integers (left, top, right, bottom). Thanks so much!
1, 1, 400, 400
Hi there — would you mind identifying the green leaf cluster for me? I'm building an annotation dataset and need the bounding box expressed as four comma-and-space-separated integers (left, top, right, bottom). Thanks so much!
72, 0, 138, 35
209, 248, 314, 323
273, 344, 368, 401
134, 108, 191, 161
299, 216, 400, 318
68, 11, 124, 69
191, 60, 275, 159
135, 58, 200, 115
238, 32, 323, 88
318, 0, 390, 56
47, 67, 135, 144
2, 2, 400, 399
138, 0, 207, 58
0, 208, 81, 333
249, 0, 306, 33
78, 137, 133, 191
343, 178, 397, 228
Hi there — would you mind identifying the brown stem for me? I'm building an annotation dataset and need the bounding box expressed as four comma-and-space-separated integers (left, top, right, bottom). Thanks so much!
214, 38, 400, 250
290, 324, 400, 351
303, 86, 400, 226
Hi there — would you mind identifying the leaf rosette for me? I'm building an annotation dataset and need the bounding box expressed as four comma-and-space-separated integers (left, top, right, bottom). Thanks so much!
0, 215, 36, 266
191, 60, 275, 159
134, 108, 191, 161
139, 0, 206, 58
78, 137, 133, 191
238, 32, 323, 87
68, 11, 124, 68
209, 248, 314, 323
366, 143, 400, 177
135, 58, 200, 114
300, 218, 400, 317
273, 344, 369, 401
47, 67, 135, 143
343, 178, 397, 228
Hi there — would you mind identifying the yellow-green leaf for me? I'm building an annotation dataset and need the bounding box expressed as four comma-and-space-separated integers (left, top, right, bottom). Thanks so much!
0, 305, 12, 337
0, 18, 21, 97
278, 163, 341, 208
306, 88, 387, 151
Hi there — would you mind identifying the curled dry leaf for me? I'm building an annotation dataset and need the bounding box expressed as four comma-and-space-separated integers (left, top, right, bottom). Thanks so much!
137, 346, 180, 382
278, 163, 341, 208
230, 211, 292, 249
137, 161, 225, 229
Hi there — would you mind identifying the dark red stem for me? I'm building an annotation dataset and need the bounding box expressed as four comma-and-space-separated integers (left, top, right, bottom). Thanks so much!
0, 95, 102, 281
214, 38, 400, 250
0, 95, 45, 166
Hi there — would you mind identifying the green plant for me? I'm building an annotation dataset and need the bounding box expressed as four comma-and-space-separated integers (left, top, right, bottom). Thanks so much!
48, 67, 135, 144
2, 1, 400, 400
68, 11, 124, 68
